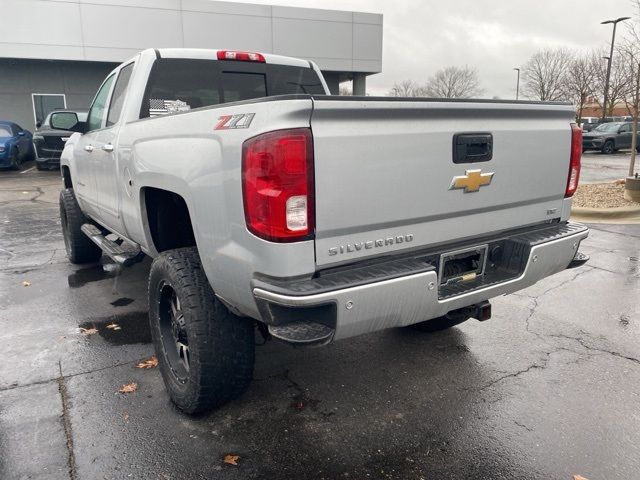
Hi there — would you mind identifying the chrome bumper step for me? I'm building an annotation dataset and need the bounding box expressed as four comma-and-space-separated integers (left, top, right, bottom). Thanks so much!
268, 321, 335, 345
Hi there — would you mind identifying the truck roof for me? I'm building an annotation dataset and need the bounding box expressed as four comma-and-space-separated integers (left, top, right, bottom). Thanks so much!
151, 48, 311, 68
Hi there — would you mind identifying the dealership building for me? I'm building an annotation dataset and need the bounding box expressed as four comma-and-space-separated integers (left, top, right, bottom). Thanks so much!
0, 0, 383, 131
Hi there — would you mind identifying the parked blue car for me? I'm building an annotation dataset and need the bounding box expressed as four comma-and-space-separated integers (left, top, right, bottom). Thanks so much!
0, 121, 35, 170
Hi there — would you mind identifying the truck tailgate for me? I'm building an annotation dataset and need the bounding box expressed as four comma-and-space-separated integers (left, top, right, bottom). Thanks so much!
310, 98, 575, 266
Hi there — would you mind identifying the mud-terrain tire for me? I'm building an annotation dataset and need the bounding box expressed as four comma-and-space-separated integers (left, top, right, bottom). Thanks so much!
148, 247, 255, 414
408, 313, 470, 333
601, 140, 614, 155
59, 188, 102, 264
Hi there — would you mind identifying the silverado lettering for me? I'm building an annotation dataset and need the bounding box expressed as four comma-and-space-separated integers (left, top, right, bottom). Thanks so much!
328, 234, 414, 255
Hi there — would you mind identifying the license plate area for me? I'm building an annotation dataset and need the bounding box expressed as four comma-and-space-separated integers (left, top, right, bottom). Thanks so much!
438, 245, 488, 286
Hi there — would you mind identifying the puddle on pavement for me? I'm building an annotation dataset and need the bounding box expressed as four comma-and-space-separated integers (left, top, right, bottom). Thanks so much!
111, 297, 134, 307
78, 311, 151, 345
68, 262, 120, 288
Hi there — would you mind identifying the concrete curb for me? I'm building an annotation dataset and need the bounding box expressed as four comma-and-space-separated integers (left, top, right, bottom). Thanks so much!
571, 204, 640, 224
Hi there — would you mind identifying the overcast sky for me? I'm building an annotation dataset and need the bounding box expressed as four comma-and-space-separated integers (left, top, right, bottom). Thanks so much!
237, 0, 638, 98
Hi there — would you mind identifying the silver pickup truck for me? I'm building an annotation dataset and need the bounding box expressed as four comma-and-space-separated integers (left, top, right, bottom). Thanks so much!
60, 48, 589, 413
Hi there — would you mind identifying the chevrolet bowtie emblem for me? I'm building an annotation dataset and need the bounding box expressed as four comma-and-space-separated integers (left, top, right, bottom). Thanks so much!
449, 169, 495, 193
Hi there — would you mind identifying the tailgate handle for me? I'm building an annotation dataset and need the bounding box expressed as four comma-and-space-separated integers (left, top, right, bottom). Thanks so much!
453, 133, 493, 163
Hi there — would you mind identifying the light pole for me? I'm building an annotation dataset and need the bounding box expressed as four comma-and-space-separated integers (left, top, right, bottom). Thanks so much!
513, 67, 520, 100
601, 16, 631, 120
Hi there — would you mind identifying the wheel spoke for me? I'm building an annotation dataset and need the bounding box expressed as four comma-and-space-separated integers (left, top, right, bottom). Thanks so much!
170, 295, 178, 318
177, 342, 190, 371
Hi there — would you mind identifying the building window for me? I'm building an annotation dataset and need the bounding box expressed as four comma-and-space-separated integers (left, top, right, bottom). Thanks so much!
32, 94, 66, 127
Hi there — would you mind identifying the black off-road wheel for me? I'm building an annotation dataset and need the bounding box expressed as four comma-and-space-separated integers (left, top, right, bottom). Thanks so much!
148, 247, 255, 414
408, 312, 470, 333
59, 188, 102, 264
601, 140, 614, 155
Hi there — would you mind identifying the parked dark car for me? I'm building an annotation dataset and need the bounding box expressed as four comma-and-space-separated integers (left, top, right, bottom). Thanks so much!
0, 121, 35, 170
582, 121, 640, 154
33, 110, 88, 170
580, 117, 600, 132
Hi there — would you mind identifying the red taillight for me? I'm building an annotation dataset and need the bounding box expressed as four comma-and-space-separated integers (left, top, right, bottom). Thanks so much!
242, 129, 314, 242
217, 50, 265, 62
566, 123, 582, 198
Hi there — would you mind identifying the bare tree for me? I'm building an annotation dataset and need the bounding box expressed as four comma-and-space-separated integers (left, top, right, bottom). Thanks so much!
339, 83, 352, 96
424, 66, 483, 98
521, 48, 572, 101
591, 48, 628, 116
620, 1, 640, 176
388, 80, 427, 97
563, 51, 598, 122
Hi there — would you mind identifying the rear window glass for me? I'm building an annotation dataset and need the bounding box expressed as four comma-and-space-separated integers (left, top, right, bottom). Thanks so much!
0, 126, 12, 136
140, 58, 325, 118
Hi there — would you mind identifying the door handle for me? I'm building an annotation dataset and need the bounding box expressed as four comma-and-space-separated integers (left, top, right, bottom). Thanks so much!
452, 133, 493, 163
102, 144, 114, 153
84, 145, 94, 152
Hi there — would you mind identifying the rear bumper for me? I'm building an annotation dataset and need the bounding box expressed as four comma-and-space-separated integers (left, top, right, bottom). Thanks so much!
252, 222, 589, 341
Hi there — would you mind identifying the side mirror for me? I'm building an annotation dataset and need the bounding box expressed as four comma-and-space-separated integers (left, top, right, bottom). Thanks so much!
35, 121, 42, 129
17, 131, 25, 136
50, 112, 79, 131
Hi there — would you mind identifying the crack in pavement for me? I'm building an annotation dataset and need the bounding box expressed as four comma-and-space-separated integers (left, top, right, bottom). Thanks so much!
514, 267, 596, 337
477, 330, 640, 395
513, 420, 534, 432
57, 361, 77, 480
547, 332, 640, 366
0, 358, 143, 393
478, 354, 552, 392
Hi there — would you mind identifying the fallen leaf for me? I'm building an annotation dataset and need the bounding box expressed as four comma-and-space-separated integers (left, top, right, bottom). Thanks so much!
223, 454, 240, 466
21, 281, 31, 287
574, 476, 589, 480
123, 413, 129, 421
79, 327, 98, 336
292, 400, 305, 411
136, 356, 158, 369
119, 382, 138, 394
106, 323, 121, 331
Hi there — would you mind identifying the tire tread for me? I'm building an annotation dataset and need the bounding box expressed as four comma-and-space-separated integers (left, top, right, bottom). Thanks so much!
148, 247, 255, 414
59, 188, 102, 264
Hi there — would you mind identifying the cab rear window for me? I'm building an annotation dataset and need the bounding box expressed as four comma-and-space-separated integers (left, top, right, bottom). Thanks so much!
140, 58, 325, 118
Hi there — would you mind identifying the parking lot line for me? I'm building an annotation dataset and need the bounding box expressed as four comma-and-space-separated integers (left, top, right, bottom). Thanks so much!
20, 167, 36, 174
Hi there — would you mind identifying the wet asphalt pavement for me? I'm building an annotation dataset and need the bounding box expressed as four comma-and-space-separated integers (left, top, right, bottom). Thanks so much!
580, 150, 636, 184
1, 166, 639, 480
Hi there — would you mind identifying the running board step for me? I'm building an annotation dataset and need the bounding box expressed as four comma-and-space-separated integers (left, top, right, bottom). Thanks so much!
81, 224, 145, 266
268, 321, 335, 345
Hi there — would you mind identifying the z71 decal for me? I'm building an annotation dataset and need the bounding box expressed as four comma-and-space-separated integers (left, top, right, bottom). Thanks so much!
215, 113, 255, 130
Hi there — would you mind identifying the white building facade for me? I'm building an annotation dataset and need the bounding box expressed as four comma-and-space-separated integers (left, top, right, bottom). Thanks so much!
0, 0, 383, 130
